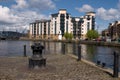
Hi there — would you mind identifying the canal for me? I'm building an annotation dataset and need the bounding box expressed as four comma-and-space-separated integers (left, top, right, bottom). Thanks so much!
0, 40, 120, 71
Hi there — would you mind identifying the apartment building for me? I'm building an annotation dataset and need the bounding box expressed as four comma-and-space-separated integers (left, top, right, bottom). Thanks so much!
29, 9, 95, 40
108, 21, 120, 39
29, 20, 51, 39
51, 9, 72, 39
81, 12, 95, 39
71, 12, 95, 39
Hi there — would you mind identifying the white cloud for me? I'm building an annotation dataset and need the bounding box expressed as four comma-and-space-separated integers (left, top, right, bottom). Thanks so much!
0, 5, 19, 24
0, 0, 55, 32
75, 4, 94, 12
12, 0, 56, 11
16, 10, 49, 23
96, 7, 120, 20
76, 4, 120, 21
4, 10, 50, 32
12, 0, 28, 9
0, 5, 50, 32
28, 0, 56, 10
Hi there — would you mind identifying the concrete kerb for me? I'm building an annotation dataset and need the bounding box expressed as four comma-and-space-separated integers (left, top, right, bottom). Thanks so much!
67, 53, 120, 78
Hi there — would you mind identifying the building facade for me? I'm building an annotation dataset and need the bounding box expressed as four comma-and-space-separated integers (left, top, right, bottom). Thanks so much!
101, 29, 109, 38
108, 21, 120, 39
29, 20, 51, 39
29, 9, 95, 40
81, 12, 95, 39
71, 12, 95, 39
51, 9, 72, 39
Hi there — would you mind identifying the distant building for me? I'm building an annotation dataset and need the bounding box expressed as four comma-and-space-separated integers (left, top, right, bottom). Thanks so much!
29, 20, 51, 39
108, 21, 120, 39
101, 29, 109, 38
29, 9, 95, 40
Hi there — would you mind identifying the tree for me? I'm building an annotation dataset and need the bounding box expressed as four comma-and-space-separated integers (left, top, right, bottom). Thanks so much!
86, 30, 99, 40
64, 32, 73, 40
69, 33, 73, 40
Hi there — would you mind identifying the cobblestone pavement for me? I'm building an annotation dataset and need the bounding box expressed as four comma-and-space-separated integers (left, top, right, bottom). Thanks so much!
0, 53, 119, 80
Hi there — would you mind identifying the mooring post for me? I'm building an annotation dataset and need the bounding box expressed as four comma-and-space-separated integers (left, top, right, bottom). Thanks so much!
62, 43, 65, 54
24, 45, 27, 57
77, 45, 81, 61
113, 51, 119, 78
73, 42, 76, 55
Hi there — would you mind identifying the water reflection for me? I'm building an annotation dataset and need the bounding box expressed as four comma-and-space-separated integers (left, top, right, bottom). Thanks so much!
0, 41, 32, 57
0, 41, 120, 70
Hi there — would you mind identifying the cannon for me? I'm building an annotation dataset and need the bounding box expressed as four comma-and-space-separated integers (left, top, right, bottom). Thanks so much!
29, 43, 46, 68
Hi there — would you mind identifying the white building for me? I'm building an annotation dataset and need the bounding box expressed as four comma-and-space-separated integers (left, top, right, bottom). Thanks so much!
81, 12, 95, 39
51, 9, 72, 39
71, 12, 95, 39
29, 10, 95, 40
29, 20, 51, 39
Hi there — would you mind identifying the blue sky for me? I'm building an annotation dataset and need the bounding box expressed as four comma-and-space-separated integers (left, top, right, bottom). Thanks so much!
0, 0, 120, 33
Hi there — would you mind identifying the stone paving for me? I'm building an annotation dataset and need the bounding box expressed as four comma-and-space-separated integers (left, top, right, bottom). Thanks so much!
0, 53, 119, 80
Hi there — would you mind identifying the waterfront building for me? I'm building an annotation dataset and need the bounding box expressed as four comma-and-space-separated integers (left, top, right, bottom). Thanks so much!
29, 20, 51, 39
108, 21, 120, 39
101, 29, 109, 38
71, 12, 95, 39
81, 12, 95, 39
51, 9, 72, 39
29, 9, 95, 40
71, 17, 83, 39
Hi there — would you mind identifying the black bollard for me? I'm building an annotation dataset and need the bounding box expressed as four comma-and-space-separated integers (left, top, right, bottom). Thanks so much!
73, 42, 76, 55
48, 42, 50, 51
113, 51, 119, 78
77, 45, 81, 61
62, 43, 65, 54
43, 42, 46, 54
97, 60, 101, 65
102, 62, 106, 68
24, 45, 27, 57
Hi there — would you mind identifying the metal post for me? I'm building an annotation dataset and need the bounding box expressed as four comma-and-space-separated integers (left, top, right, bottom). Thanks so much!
73, 42, 76, 55
62, 43, 65, 54
43, 41, 45, 54
77, 45, 81, 61
113, 51, 119, 78
24, 45, 27, 57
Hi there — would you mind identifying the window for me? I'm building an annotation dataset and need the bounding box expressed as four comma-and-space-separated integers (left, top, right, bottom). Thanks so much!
66, 21, 68, 32
87, 22, 90, 31
55, 21, 57, 35
48, 22, 50, 35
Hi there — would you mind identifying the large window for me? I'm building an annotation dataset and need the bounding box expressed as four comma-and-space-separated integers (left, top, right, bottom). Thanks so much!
44, 22, 46, 35
60, 14, 65, 36
48, 22, 50, 35
41, 23, 42, 35
66, 21, 68, 32
55, 21, 57, 35
37, 23, 39, 35
87, 22, 90, 31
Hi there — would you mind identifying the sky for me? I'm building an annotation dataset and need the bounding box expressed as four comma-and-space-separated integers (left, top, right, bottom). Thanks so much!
0, 0, 120, 33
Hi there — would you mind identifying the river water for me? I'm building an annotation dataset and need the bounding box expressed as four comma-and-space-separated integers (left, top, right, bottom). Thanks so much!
0, 40, 120, 70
